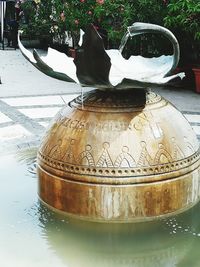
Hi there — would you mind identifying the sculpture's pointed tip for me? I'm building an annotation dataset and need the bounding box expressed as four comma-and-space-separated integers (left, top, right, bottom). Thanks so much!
81, 23, 103, 47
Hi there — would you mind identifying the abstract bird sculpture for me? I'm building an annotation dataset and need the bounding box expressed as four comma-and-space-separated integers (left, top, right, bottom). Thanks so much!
19, 22, 200, 222
19, 23, 184, 89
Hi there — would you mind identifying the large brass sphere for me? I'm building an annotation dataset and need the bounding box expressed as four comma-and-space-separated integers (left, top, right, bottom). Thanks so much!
37, 89, 200, 222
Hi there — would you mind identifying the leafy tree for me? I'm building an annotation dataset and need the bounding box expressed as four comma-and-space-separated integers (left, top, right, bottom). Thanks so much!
164, 0, 200, 41
164, 0, 200, 64
19, 0, 200, 64
51, 0, 133, 47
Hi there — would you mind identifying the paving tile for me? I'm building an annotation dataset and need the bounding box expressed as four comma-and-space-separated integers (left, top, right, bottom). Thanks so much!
61, 94, 79, 104
3, 95, 65, 106
184, 114, 200, 123
192, 126, 200, 136
18, 107, 61, 119
38, 121, 50, 128
0, 124, 32, 140
0, 112, 12, 124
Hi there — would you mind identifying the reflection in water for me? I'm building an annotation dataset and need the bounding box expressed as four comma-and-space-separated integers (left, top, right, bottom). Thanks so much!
2, 149, 200, 267
27, 200, 200, 267
16, 146, 38, 177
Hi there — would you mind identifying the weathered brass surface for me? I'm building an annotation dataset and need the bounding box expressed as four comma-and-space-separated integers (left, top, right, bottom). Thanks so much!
37, 89, 200, 222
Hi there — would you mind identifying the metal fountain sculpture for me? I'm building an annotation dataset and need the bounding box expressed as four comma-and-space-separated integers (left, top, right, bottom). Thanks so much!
19, 23, 200, 222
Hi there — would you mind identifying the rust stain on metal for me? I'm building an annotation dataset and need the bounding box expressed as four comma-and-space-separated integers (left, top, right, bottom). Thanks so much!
37, 89, 200, 222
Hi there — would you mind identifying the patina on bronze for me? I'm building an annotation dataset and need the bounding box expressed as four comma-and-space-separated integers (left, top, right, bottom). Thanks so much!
19, 23, 200, 222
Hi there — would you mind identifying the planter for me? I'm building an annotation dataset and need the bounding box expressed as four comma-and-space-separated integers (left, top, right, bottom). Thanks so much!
193, 68, 200, 93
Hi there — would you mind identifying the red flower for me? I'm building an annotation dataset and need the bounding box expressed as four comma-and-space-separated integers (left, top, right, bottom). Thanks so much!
74, 19, 79, 25
96, 0, 104, 5
88, 10, 92, 15
60, 12, 65, 22
94, 25, 99, 31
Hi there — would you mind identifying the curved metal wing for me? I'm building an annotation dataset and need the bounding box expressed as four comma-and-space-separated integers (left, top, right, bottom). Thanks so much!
74, 24, 112, 88
119, 22, 180, 78
18, 33, 77, 83
106, 49, 184, 89
18, 23, 184, 90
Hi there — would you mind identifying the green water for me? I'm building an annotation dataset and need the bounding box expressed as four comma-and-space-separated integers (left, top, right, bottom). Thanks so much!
1, 150, 200, 267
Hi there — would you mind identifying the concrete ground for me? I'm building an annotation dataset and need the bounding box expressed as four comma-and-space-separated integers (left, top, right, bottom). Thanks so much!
0, 48, 200, 154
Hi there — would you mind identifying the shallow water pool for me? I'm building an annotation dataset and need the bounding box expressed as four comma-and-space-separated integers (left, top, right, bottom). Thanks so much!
1, 148, 200, 267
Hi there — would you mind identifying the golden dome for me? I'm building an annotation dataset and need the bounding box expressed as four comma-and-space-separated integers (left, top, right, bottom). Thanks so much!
37, 89, 200, 222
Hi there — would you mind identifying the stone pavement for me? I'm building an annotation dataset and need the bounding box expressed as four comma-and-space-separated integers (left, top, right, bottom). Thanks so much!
0, 49, 200, 155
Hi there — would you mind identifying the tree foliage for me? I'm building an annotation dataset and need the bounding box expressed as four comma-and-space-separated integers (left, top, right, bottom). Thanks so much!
20, 0, 200, 62
164, 0, 200, 40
